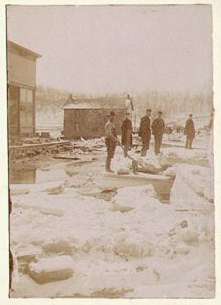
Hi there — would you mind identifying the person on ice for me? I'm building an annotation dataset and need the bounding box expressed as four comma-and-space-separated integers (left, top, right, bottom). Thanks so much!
152, 111, 165, 155
104, 111, 118, 172
121, 112, 133, 157
184, 114, 195, 149
139, 108, 152, 156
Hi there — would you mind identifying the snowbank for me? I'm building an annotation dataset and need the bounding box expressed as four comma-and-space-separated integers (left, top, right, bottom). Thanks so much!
163, 147, 208, 166
169, 164, 214, 246
112, 147, 163, 174
11, 183, 175, 260
114, 185, 158, 208
171, 164, 214, 206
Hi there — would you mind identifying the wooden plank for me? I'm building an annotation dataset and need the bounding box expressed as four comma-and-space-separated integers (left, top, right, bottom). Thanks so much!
104, 172, 170, 181
10, 140, 70, 149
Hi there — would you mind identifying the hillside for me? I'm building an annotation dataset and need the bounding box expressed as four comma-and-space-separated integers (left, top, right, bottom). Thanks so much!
35, 86, 213, 134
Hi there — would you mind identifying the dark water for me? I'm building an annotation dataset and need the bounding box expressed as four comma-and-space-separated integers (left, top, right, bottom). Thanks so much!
10, 168, 37, 184
9, 167, 67, 184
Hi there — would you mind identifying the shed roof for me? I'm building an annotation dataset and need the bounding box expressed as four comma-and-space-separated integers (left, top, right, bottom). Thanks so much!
63, 97, 126, 110
8, 40, 41, 60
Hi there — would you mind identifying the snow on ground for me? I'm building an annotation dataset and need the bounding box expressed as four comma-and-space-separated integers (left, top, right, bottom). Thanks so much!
9, 134, 215, 298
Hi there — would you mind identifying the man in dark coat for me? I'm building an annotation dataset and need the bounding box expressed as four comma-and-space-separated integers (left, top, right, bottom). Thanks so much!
184, 114, 195, 149
104, 111, 118, 172
121, 113, 133, 157
152, 111, 165, 155
139, 109, 152, 156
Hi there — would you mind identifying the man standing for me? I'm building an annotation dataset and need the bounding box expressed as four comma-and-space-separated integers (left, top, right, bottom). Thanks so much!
184, 114, 195, 149
152, 111, 165, 155
121, 112, 133, 157
104, 111, 118, 172
138, 109, 151, 156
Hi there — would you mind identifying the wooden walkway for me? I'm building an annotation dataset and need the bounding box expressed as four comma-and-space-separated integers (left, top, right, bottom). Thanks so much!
9, 140, 71, 159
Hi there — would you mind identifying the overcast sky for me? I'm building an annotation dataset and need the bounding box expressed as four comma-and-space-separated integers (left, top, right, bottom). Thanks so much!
7, 5, 213, 95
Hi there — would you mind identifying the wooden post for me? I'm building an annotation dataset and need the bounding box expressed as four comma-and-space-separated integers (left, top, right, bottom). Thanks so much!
33, 88, 36, 135
18, 86, 21, 136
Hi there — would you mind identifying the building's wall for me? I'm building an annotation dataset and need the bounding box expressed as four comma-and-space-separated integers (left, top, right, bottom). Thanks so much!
64, 109, 125, 139
8, 85, 20, 136
8, 85, 35, 138
19, 87, 35, 135
8, 48, 37, 138
8, 51, 37, 88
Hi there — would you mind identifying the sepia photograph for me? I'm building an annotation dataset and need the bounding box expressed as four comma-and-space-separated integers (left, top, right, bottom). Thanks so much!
7, 4, 214, 298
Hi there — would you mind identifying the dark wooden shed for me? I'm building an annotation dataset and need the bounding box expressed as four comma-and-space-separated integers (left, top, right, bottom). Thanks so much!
63, 97, 127, 139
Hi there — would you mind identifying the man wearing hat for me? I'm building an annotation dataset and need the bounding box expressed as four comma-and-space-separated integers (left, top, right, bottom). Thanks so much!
138, 109, 152, 156
184, 114, 195, 149
152, 111, 165, 155
121, 112, 133, 157
104, 111, 118, 172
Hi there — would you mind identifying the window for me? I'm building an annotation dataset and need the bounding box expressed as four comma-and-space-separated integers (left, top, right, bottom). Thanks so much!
20, 88, 34, 134
8, 85, 19, 136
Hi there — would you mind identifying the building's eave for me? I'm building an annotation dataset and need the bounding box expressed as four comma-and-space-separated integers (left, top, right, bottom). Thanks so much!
8, 80, 36, 90
7, 40, 41, 59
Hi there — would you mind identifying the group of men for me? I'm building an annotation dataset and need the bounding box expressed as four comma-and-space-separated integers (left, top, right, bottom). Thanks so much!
138, 109, 165, 157
104, 110, 195, 172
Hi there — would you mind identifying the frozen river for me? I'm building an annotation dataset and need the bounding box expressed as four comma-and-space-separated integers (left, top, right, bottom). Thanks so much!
9, 135, 214, 298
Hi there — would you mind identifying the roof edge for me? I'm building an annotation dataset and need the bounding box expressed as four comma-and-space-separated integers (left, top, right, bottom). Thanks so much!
7, 40, 42, 59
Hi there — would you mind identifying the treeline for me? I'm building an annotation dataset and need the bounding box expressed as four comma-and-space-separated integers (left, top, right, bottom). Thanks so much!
36, 86, 70, 111
36, 86, 213, 117
134, 91, 213, 118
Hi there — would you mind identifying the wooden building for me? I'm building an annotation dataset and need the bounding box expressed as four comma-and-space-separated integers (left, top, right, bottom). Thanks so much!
63, 96, 128, 139
7, 41, 41, 139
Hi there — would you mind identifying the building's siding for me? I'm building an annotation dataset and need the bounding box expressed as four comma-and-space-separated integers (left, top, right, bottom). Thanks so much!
8, 51, 37, 88
8, 85, 20, 136
8, 85, 35, 137
7, 43, 39, 138
19, 87, 35, 134
64, 108, 125, 139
